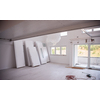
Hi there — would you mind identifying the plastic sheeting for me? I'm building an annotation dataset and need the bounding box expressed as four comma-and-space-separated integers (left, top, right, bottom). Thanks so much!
46, 33, 61, 45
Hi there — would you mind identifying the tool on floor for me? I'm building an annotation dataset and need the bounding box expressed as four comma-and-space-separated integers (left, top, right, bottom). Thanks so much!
65, 75, 88, 80
65, 72, 96, 80
82, 72, 91, 78
82, 72, 96, 79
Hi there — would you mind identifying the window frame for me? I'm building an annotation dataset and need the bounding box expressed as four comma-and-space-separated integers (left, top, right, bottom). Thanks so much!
51, 47, 56, 55
56, 47, 60, 55
50, 46, 67, 56
61, 46, 67, 55
60, 32, 67, 37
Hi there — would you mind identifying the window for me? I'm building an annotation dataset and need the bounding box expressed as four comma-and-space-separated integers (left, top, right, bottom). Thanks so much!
60, 32, 67, 36
51, 46, 66, 55
93, 28, 100, 32
51, 47, 55, 54
81, 29, 85, 33
85, 29, 92, 32
82, 27, 100, 33
56, 47, 60, 55
82, 29, 92, 33
61, 47, 66, 55
90, 45, 100, 57
78, 45, 88, 57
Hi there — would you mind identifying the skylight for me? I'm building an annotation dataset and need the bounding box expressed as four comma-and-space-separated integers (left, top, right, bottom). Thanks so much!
82, 29, 92, 33
93, 28, 100, 31
60, 32, 67, 36
82, 27, 100, 33
85, 29, 92, 32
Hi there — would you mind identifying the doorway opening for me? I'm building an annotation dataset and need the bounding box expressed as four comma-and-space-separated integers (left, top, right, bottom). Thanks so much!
74, 44, 100, 69
90, 45, 100, 69
74, 45, 88, 68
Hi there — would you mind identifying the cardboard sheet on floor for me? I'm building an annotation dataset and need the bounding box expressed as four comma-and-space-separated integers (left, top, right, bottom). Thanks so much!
25, 41, 34, 66
14, 40, 25, 68
35, 41, 47, 64
28, 47, 40, 67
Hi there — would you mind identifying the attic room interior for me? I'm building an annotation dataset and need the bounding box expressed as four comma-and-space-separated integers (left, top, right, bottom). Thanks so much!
0, 20, 100, 80
1, 1, 100, 100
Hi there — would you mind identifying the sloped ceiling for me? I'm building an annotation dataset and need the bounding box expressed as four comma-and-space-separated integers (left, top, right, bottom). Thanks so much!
0, 20, 24, 32
88, 31, 100, 37
82, 26, 100, 37
0, 20, 100, 40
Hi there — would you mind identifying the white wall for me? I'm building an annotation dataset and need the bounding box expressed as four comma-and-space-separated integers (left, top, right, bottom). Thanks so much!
1, 28, 100, 70
47, 36, 69, 64
46, 29, 93, 65
0, 36, 46, 70
0, 40, 16, 70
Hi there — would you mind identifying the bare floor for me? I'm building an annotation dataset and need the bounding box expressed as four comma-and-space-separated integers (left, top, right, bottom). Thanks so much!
0, 63, 100, 80
75, 64, 100, 69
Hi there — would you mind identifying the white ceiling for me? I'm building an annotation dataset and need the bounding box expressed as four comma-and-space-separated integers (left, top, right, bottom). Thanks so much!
89, 31, 100, 37
0, 20, 100, 40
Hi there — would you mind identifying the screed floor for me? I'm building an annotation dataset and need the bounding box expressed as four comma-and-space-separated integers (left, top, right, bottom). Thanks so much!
0, 63, 100, 80
76, 64, 100, 69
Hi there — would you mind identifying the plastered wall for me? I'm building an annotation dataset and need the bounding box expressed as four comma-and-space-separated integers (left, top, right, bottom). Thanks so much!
0, 36, 45, 70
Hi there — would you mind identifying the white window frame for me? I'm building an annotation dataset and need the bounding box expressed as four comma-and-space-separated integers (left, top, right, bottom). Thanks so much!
50, 46, 67, 56
61, 46, 67, 55
51, 47, 56, 55
56, 47, 60, 55
73, 43, 100, 70
60, 32, 67, 36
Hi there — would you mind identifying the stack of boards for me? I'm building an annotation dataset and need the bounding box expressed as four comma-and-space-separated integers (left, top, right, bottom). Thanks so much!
14, 40, 49, 68
35, 41, 49, 64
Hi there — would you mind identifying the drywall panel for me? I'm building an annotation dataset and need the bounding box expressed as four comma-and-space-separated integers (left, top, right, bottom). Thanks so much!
25, 41, 34, 66
35, 41, 47, 64
28, 47, 40, 67
14, 40, 25, 68
0, 35, 46, 70
43, 47, 49, 62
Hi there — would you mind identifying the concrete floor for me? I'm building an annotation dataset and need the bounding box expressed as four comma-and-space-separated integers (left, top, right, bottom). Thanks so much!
75, 64, 100, 69
0, 63, 100, 80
